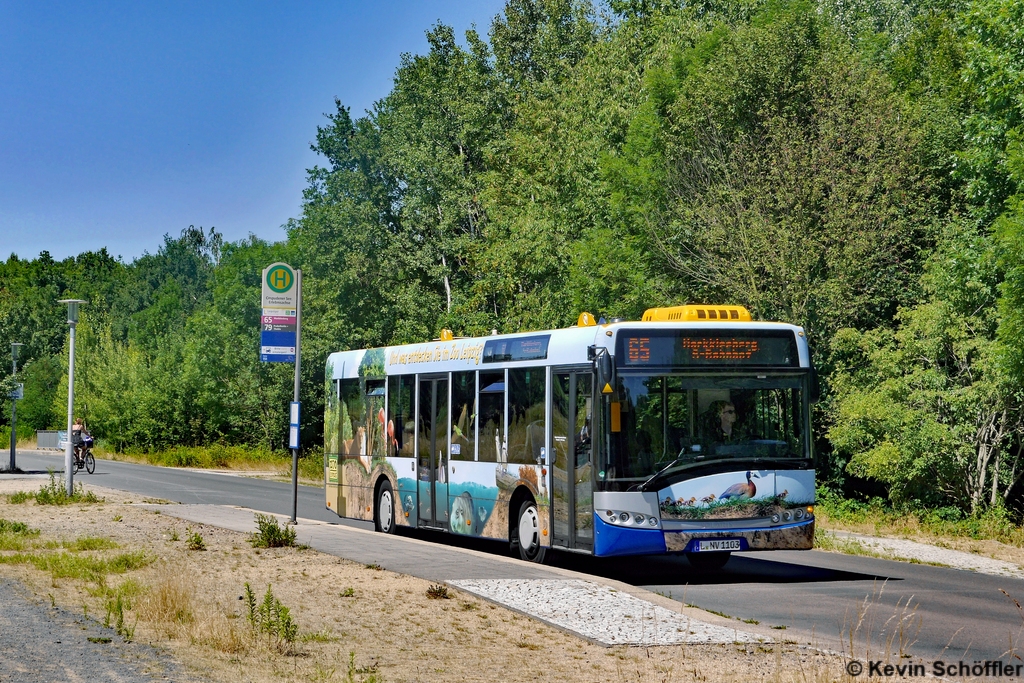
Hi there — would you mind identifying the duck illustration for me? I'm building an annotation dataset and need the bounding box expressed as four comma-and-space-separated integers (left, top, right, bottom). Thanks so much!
701, 494, 716, 506
720, 471, 759, 500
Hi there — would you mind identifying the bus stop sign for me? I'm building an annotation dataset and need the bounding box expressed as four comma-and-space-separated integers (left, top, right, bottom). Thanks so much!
261, 263, 298, 363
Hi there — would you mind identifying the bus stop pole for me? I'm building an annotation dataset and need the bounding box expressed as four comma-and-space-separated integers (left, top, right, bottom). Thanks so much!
290, 269, 302, 524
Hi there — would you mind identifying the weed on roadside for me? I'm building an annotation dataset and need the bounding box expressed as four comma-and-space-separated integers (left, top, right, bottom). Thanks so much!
426, 584, 450, 600
185, 528, 206, 551
249, 513, 297, 548
243, 582, 298, 654
340, 587, 355, 598
32, 473, 102, 506
105, 591, 137, 642
344, 652, 383, 683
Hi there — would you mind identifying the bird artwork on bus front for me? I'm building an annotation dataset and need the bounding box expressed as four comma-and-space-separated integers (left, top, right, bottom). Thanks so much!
657, 469, 814, 521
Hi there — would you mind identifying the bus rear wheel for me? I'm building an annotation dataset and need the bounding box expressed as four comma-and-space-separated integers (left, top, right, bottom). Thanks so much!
686, 551, 731, 571
375, 481, 396, 534
512, 500, 547, 564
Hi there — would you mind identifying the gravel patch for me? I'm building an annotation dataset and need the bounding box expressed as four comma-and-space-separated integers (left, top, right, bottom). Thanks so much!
0, 578, 199, 683
449, 578, 764, 646
831, 531, 1024, 579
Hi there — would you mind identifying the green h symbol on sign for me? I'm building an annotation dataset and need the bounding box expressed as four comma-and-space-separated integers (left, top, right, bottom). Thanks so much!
267, 266, 293, 293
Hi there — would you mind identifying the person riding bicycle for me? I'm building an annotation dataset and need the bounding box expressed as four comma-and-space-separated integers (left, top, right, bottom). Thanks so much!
71, 418, 93, 461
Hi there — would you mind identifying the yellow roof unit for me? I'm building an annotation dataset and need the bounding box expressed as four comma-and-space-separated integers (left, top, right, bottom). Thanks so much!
641, 305, 752, 322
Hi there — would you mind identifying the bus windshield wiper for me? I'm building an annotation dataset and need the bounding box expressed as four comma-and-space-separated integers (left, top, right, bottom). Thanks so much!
638, 452, 695, 491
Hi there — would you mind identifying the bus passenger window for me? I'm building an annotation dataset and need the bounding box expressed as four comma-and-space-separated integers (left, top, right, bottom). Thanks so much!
508, 368, 545, 465
451, 371, 476, 461
339, 379, 363, 456
387, 375, 415, 458
325, 379, 341, 456
364, 380, 385, 457
477, 371, 504, 463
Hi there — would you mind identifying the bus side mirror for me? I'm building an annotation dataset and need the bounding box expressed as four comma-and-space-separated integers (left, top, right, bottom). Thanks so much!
595, 350, 615, 392
810, 368, 821, 404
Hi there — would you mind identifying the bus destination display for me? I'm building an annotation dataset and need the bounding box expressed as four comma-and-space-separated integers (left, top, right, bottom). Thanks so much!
617, 330, 798, 367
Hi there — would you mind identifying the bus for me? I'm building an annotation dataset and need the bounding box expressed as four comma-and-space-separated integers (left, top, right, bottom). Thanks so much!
323, 304, 816, 568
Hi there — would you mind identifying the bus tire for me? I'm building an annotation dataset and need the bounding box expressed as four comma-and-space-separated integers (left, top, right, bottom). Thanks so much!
686, 551, 731, 571
375, 481, 396, 534
512, 500, 547, 564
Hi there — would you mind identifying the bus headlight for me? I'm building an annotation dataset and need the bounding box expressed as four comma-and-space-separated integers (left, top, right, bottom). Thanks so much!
771, 514, 781, 524
794, 509, 805, 520
603, 510, 660, 528
783, 511, 792, 522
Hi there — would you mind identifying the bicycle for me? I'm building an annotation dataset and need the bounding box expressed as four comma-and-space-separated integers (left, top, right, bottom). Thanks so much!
73, 438, 96, 475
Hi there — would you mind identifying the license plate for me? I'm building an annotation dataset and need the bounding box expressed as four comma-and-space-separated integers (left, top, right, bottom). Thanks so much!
697, 539, 741, 552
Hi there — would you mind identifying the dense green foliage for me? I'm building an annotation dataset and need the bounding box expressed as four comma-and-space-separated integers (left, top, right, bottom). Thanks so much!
2, 0, 1023, 517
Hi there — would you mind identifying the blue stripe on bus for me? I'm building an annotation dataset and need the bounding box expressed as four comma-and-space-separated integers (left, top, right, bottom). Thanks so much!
593, 514, 667, 557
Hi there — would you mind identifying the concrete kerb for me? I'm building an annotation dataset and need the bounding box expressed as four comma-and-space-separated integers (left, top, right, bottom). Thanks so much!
138, 502, 784, 646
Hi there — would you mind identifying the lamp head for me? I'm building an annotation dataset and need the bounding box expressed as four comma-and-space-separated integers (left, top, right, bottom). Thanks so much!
57, 299, 87, 323
10, 342, 24, 361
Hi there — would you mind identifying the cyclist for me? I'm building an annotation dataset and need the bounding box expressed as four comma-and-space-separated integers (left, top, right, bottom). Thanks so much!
71, 418, 93, 464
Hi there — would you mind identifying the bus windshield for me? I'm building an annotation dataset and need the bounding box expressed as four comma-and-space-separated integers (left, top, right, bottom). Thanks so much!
598, 374, 808, 491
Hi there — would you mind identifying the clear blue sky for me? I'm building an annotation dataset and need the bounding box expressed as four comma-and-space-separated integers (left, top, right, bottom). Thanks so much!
0, 1, 507, 262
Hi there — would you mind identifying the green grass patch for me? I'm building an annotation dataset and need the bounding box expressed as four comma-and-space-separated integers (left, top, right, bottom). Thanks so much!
66, 537, 120, 552
0, 518, 40, 551
0, 549, 150, 583
117, 443, 284, 469
817, 487, 1024, 548
0, 518, 36, 535
7, 490, 32, 504
110, 443, 325, 483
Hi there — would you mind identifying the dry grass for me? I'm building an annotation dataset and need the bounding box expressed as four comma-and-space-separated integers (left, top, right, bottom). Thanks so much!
0, 479, 854, 682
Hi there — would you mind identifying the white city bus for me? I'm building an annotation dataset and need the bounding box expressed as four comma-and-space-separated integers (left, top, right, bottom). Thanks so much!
324, 304, 816, 567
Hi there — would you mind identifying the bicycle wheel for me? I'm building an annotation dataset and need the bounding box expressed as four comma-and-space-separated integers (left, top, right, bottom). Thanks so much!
85, 452, 95, 474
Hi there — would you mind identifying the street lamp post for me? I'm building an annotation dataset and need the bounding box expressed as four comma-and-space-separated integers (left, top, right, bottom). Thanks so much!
9, 342, 24, 472
57, 299, 86, 495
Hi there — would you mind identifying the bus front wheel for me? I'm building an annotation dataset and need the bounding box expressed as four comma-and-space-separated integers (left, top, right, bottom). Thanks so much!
686, 551, 731, 571
375, 481, 396, 534
512, 500, 547, 564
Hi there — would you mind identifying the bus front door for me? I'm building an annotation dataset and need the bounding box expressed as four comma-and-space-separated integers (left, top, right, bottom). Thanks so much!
416, 376, 449, 528
552, 371, 594, 551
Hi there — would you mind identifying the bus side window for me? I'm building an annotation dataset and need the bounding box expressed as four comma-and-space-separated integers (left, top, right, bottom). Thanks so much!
364, 380, 385, 457
508, 368, 545, 465
387, 375, 415, 458
477, 371, 505, 463
325, 379, 341, 456
339, 379, 363, 456
451, 371, 476, 461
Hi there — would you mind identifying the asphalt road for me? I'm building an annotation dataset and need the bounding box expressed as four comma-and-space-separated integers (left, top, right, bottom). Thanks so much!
15, 450, 1024, 663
